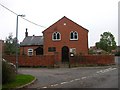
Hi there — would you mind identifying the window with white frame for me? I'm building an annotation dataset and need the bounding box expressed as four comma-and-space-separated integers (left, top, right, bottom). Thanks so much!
52, 32, 61, 41
28, 49, 33, 56
70, 31, 78, 40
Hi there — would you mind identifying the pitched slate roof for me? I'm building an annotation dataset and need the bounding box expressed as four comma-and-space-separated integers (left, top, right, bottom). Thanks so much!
20, 36, 43, 46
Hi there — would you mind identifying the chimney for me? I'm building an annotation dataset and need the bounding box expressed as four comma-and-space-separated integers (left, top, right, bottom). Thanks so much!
25, 28, 28, 37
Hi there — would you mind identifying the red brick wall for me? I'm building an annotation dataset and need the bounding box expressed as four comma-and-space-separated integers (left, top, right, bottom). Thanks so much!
3, 55, 115, 67
43, 17, 88, 62
70, 55, 115, 65
3, 55, 56, 67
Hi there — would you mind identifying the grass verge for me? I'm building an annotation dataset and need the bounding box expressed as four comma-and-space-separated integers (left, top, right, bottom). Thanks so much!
2, 74, 35, 89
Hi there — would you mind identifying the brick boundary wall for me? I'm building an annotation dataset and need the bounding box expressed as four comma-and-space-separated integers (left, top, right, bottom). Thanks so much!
3, 55, 56, 67
70, 55, 115, 65
3, 55, 115, 67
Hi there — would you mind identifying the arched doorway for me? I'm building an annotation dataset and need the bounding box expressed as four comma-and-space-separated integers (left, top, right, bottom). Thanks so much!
62, 46, 69, 62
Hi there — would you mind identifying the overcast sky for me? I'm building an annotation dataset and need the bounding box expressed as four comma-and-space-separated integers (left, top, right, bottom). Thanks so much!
0, 0, 119, 47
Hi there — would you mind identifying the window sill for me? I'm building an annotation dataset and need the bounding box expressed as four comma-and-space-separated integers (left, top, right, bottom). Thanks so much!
70, 39, 78, 41
52, 39, 61, 41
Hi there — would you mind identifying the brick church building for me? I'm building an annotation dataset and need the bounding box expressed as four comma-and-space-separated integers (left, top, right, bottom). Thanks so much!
20, 16, 89, 63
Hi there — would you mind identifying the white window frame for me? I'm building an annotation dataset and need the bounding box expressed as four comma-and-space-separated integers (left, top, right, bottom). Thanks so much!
52, 32, 61, 41
28, 49, 33, 56
70, 31, 78, 40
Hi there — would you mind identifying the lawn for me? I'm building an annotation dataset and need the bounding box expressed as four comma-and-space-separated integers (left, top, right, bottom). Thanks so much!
2, 74, 35, 89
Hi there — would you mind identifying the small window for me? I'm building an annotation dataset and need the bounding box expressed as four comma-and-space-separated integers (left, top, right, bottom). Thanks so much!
28, 49, 33, 56
48, 47, 56, 52
70, 31, 78, 40
52, 32, 61, 41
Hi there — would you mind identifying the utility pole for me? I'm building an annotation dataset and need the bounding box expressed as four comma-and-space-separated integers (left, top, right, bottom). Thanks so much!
16, 14, 25, 74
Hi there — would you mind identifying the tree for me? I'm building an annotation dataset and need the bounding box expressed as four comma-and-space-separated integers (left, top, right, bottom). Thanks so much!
4, 33, 19, 55
96, 32, 116, 53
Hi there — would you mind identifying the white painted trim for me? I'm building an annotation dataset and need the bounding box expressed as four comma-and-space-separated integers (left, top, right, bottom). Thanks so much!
28, 48, 33, 56
52, 32, 61, 41
70, 38, 78, 40
70, 31, 78, 40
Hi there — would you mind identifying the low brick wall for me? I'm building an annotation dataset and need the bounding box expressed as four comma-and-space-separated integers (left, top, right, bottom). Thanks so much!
70, 55, 115, 65
3, 55, 115, 67
3, 55, 55, 67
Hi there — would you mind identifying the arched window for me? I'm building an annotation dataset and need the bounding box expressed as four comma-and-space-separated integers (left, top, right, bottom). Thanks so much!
70, 31, 78, 40
52, 32, 61, 41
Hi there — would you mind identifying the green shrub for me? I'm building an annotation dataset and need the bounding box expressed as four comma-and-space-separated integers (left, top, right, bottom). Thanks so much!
2, 60, 16, 84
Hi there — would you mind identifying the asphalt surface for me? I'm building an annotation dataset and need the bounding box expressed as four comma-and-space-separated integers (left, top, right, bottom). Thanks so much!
18, 65, 118, 89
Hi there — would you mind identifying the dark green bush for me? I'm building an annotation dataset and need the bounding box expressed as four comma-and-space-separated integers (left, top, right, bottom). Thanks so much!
2, 60, 16, 84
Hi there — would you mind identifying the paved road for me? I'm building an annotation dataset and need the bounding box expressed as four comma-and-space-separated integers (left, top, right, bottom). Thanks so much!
18, 65, 118, 89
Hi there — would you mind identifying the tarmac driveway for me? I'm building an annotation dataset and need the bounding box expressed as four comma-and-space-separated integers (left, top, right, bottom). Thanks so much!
18, 65, 118, 89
